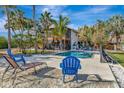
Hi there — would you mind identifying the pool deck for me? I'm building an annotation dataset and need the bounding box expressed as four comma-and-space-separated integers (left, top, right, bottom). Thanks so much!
0, 53, 119, 88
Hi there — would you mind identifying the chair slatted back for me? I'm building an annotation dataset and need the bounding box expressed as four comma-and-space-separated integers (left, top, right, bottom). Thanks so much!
62, 56, 80, 69
7, 49, 13, 56
7, 49, 15, 60
3, 55, 20, 69
62, 56, 81, 75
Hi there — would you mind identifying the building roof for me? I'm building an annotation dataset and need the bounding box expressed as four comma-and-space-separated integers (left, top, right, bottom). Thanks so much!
66, 26, 78, 33
49, 24, 77, 33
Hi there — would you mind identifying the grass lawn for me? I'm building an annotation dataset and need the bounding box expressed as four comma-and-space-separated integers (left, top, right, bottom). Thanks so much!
108, 51, 124, 67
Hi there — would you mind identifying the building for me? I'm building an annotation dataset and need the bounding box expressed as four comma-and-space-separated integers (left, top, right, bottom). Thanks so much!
14, 23, 79, 50
107, 34, 124, 50
70, 28, 78, 50
42, 26, 78, 50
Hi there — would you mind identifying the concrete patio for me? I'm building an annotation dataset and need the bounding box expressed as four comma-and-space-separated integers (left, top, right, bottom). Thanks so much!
0, 53, 119, 88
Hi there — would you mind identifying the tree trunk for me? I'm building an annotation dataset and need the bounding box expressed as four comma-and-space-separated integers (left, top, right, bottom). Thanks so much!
117, 35, 121, 50
33, 5, 38, 53
100, 44, 103, 62
41, 35, 45, 54
59, 39, 62, 50
5, 6, 11, 50
64, 39, 66, 50
63, 35, 66, 50
52, 37, 55, 50
20, 29, 24, 53
12, 29, 21, 51
114, 34, 118, 50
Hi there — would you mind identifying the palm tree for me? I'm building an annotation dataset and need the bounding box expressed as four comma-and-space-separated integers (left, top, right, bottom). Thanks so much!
40, 11, 53, 50
78, 20, 108, 62
4, 10, 21, 50
32, 5, 38, 53
23, 18, 34, 53
11, 9, 25, 52
0, 5, 16, 50
51, 19, 59, 49
53, 15, 70, 50
93, 20, 108, 62
107, 15, 124, 50
78, 25, 94, 48
5, 9, 34, 53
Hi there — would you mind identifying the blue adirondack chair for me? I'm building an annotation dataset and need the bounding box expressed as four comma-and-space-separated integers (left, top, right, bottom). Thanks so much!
60, 56, 81, 82
7, 49, 26, 65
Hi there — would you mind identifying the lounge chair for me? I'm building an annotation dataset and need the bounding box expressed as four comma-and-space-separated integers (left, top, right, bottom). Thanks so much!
60, 56, 81, 82
1, 55, 47, 87
7, 49, 26, 65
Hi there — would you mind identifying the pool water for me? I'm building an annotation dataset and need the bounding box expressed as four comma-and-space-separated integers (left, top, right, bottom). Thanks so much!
56, 51, 93, 58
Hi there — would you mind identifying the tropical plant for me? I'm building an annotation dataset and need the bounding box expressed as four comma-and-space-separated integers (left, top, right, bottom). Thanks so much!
0, 36, 8, 49
78, 20, 108, 62
5, 9, 34, 53
106, 15, 124, 50
0, 36, 17, 49
93, 20, 109, 62
39, 11, 53, 50
0, 5, 16, 50
52, 15, 70, 50
78, 25, 94, 48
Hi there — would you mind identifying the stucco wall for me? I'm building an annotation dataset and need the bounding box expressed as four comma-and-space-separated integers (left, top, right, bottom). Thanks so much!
71, 31, 78, 50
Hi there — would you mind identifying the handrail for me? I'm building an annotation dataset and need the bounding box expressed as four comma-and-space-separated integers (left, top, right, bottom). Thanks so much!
102, 49, 118, 64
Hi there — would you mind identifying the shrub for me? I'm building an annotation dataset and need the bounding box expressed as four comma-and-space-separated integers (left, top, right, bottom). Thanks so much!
0, 36, 8, 49
0, 36, 17, 49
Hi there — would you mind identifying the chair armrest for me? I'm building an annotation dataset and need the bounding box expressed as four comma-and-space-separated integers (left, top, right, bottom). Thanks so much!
13, 54, 26, 65
60, 63, 63, 68
78, 64, 81, 69
14, 54, 24, 58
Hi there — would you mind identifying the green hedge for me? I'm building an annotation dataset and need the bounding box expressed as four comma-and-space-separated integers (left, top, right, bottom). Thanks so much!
0, 36, 17, 49
0, 36, 8, 49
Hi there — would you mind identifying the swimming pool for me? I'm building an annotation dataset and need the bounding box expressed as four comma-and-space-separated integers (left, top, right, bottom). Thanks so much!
56, 51, 93, 58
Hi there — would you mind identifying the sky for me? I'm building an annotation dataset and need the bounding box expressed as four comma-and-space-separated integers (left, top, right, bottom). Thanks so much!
0, 5, 124, 38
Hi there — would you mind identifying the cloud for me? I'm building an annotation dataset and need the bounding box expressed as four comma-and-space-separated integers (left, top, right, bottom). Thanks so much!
42, 7, 49, 12
36, 5, 112, 29
68, 24, 80, 30
61, 12, 68, 16
89, 6, 111, 13
66, 6, 113, 26
0, 16, 7, 32
71, 6, 111, 18
37, 5, 68, 18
